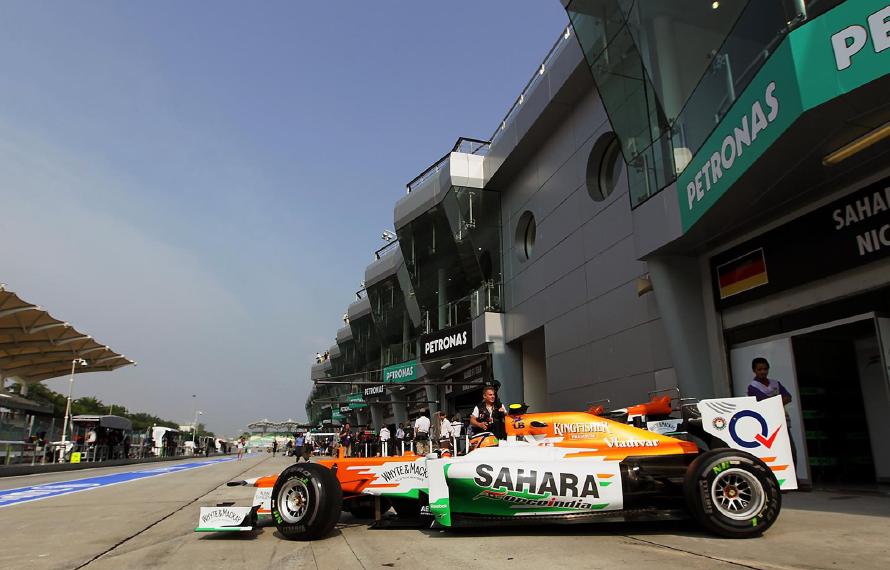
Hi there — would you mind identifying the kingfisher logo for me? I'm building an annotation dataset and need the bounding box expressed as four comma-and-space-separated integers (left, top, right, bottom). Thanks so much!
552, 422, 609, 436
728, 410, 781, 449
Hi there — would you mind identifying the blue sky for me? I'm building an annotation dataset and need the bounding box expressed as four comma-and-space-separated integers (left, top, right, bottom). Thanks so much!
0, 1, 568, 435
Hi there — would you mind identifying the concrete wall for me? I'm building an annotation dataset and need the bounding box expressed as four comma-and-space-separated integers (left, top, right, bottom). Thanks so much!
520, 328, 547, 411
495, 86, 673, 411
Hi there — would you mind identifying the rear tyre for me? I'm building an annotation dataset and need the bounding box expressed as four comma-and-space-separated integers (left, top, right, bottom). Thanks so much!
270, 463, 342, 540
684, 449, 781, 538
345, 496, 391, 519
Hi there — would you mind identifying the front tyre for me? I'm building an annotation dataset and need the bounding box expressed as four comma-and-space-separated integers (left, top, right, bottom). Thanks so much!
684, 449, 781, 538
270, 463, 342, 540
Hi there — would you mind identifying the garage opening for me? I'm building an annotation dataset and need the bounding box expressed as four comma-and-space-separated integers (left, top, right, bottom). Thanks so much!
729, 302, 890, 489
792, 320, 880, 486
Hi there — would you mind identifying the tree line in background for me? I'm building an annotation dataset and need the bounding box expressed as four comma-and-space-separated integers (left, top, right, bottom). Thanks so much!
15, 383, 214, 438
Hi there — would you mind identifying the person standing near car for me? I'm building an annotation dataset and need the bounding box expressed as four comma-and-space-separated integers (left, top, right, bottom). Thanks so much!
414, 410, 431, 455
451, 413, 464, 454
379, 425, 391, 456
470, 386, 507, 439
294, 432, 305, 462
436, 411, 453, 453
339, 423, 353, 458
748, 357, 797, 464
395, 423, 405, 455
748, 357, 792, 405
302, 437, 313, 462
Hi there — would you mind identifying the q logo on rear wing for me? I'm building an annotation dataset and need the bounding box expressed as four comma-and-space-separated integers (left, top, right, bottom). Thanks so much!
699, 396, 797, 490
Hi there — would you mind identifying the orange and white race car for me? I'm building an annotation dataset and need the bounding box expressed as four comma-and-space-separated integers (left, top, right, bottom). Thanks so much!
196, 395, 796, 540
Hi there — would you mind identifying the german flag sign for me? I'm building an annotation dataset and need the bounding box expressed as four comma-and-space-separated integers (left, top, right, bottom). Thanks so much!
716, 249, 768, 299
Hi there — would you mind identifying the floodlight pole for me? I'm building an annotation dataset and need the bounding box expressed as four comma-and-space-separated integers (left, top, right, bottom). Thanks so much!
193, 410, 203, 447
191, 394, 197, 448
61, 358, 87, 445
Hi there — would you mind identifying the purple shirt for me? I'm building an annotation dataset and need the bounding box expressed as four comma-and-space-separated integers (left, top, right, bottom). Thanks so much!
747, 378, 790, 402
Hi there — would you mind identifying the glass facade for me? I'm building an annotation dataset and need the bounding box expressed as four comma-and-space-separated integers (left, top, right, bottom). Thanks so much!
366, 261, 419, 369
336, 333, 355, 376
348, 304, 380, 381
306, 0, 856, 427
397, 185, 502, 333
564, 0, 837, 207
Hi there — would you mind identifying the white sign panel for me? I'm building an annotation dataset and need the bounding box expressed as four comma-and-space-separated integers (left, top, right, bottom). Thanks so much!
700, 396, 797, 490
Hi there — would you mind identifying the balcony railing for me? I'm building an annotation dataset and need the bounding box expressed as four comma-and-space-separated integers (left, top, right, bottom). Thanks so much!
668, 0, 798, 178
453, 137, 490, 156
374, 239, 400, 260
489, 25, 574, 144
406, 138, 491, 194
421, 281, 503, 333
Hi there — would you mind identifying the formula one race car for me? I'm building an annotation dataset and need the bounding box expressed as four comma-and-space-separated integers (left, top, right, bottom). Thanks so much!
196, 395, 796, 540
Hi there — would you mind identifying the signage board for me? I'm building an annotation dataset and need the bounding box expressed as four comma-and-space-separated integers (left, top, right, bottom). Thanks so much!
711, 176, 890, 308
383, 360, 418, 383
347, 393, 367, 409
363, 384, 386, 397
678, 0, 890, 230
420, 322, 473, 361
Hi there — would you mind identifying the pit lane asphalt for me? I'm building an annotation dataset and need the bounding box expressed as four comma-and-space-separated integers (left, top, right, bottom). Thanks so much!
0, 455, 887, 570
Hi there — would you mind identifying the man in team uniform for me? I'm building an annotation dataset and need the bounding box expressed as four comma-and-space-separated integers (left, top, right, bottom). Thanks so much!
470, 386, 507, 439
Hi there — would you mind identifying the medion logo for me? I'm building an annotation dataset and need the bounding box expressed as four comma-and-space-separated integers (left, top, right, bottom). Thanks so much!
474, 464, 599, 498
552, 422, 610, 436
604, 437, 660, 448
424, 331, 468, 356
379, 462, 427, 482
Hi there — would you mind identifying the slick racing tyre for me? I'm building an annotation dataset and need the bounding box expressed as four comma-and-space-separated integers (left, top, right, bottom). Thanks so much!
684, 449, 781, 538
270, 463, 342, 540
345, 496, 391, 519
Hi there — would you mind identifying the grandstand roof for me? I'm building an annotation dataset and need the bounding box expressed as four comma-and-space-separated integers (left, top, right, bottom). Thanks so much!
0, 284, 135, 384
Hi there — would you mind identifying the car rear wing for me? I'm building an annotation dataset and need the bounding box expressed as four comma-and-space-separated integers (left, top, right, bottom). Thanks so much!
695, 396, 797, 490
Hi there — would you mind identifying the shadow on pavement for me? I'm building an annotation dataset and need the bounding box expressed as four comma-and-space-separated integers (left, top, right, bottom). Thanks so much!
198, 528, 265, 541
272, 527, 345, 541
418, 518, 712, 540
783, 490, 890, 518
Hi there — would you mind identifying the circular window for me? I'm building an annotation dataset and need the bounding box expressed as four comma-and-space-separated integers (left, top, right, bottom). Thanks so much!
586, 132, 625, 202
515, 211, 536, 262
